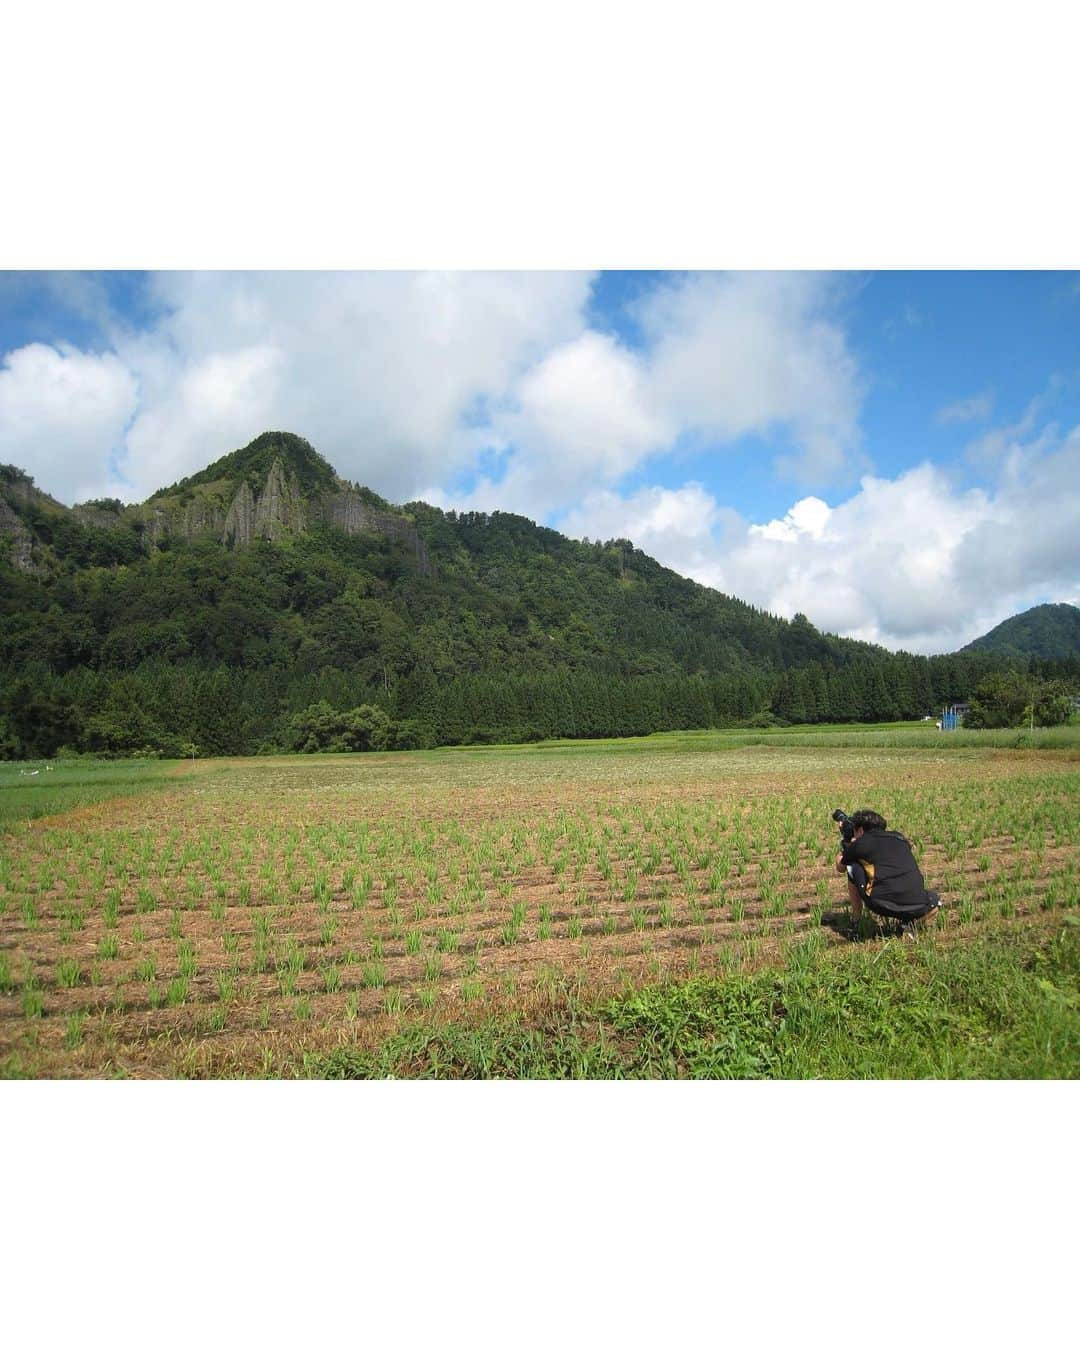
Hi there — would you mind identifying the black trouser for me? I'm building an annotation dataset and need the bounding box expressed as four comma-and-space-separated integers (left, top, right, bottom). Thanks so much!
846, 863, 940, 921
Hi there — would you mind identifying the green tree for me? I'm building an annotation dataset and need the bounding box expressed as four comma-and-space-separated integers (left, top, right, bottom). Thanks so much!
963, 671, 1073, 729
286, 701, 393, 752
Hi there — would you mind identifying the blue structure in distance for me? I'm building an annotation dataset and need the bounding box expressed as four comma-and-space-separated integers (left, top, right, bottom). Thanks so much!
940, 703, 969, 731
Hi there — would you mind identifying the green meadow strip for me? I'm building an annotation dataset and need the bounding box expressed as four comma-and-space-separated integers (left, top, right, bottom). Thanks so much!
309, 917, 1080, 1080
0, 758, 207, 831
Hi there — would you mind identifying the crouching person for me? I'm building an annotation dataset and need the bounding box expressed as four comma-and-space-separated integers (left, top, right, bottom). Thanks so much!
836, 809, 942, 938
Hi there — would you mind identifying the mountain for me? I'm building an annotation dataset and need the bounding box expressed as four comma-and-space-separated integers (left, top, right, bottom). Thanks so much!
0, 429, 865, 676
0, 432, 1069, 758
961, 603, 1080, 661
1, 432, 432, 574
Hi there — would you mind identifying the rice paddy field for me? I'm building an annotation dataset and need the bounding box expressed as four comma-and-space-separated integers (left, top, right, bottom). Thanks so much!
2, 725, 1078, 1078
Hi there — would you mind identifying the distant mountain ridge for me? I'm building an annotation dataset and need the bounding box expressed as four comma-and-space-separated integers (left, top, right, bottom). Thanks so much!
961, 603, 1080, 661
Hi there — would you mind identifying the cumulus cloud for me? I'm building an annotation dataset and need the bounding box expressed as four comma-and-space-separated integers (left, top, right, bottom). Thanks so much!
2, 270, 869, 510
105, 271, 595, 502
713, 467, 996, 649
427, 271, 865, 517
429, 331, 672, 518
638, 272, 864, 481
559, 419, 1080, 654
953, 426, 1080, 599
503, 332, 667, 476
750, 496, 833, 542
558, 483, 728, 580
0, 343, 137, 501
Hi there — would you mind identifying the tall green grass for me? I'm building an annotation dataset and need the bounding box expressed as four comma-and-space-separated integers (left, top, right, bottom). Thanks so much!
0, 758, 194, 831
520, 723, 1080, 756
310, 917, 1080, 1079
731, 724, 1080, 752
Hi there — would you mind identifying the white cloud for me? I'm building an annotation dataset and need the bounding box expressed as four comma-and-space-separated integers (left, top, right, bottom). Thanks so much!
2, 270, 870, 509
750, 495, 833, 542
558, 483, 725, 579
425, 272, 865, 518
110, 271, 595, 501
722, 467, 996, 649
503, 332, 667, 476
559, 422, 1080, 653
0, 343, 137, 501
435, 331, 671, 518
965, 381, 1061, 468
937, 391, 993, 424
638, 272, 864, 481
953, 426, 1080, 599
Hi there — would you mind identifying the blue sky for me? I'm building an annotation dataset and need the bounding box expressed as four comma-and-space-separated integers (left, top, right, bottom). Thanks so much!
583, 270, 1080, 520
1, 270, 1078, 653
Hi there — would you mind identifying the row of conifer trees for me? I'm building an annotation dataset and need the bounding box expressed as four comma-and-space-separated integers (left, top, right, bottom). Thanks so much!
4, 646, 1062, 759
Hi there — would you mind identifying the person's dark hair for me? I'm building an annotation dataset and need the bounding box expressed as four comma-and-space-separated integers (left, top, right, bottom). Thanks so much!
851, 809, 887, 832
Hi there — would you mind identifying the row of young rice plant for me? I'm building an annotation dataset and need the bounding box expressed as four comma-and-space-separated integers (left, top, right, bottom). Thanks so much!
0, 743, 1077, 1076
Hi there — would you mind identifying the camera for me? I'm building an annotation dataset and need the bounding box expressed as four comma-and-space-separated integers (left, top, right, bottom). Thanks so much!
832, 808, 856, 844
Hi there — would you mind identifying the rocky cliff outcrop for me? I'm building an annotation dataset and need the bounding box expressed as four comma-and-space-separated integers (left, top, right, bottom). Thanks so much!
0, 496, 39, 572
0, 468, 65, 573
143, 494, 228, 545
1, 447, 434, 578
221, 480, 257, 546
317, 489, 432, 574
217, 458, 431, 573
2, 474, 66, 514
71, 503, 125, 529
223, 459, 308, 545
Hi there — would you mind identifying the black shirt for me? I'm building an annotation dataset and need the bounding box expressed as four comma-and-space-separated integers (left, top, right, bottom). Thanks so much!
841, 828, 930, 914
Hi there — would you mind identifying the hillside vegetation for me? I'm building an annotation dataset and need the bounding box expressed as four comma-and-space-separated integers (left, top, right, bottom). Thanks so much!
1, 433, 1077, 758
962, 602, 1080, 661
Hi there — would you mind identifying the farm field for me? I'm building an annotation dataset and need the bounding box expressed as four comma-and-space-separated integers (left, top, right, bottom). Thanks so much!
2, 730, 1078, 1078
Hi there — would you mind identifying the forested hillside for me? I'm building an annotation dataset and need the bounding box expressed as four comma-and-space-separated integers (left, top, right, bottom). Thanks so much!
962, 603, 1080, 661
1, 433, 1076, 758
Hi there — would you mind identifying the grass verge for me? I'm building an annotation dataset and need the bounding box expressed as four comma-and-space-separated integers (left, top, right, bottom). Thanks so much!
308, 916, 1080, 1079
529, 723, 1080, 755
0, 758, 200, 831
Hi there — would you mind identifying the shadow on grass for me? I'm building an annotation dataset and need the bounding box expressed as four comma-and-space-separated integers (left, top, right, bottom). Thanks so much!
818, 908, 903, 943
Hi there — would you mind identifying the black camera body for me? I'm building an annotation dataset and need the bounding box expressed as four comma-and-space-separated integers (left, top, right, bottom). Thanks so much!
832, 808, 856, 844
